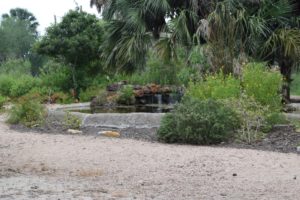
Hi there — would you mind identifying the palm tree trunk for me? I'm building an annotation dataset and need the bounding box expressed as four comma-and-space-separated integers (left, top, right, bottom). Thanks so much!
280, 58, 293, 103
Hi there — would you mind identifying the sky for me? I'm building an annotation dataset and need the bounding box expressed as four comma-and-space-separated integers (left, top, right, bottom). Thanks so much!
0, 0, 100, 35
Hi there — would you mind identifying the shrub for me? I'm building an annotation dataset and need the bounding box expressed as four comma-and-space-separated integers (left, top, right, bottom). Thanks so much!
116, 86, 135, 105
63, 112, 81, 130
9, 75, 40, 98
0, 75, 14, 96
0, 59, 31, 75
39, 60, 72, 92
186, 72, 240, 100
0, 74, 40, 98
50, 92, 73, 104
0, 95, 6, 109
157, 98, 240, 144
7, 100, 47, 127
79, 87, 105, 102
223, 95, 269, 144
243, 62, 282, 111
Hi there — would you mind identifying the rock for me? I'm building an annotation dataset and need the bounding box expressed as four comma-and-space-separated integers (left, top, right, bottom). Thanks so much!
232, 173, 237, 177
297, 146, 300, 153
67, 129, 83, 134
98, 131, 120, 138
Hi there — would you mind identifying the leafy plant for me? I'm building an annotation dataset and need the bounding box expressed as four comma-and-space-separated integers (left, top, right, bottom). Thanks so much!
63, 112, 81, 130
223, 95, 270, 144
7, 100, 46, 127
80, 87, 105, 102
157, 98, 240, 145
116, 86, 135, 105
0, 74, 40, 98
0, 95, 6, 109
243, 62, 282, 112
186, 72, 240, 100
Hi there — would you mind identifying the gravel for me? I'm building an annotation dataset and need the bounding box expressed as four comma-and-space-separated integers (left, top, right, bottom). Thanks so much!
1, 116, 300, 200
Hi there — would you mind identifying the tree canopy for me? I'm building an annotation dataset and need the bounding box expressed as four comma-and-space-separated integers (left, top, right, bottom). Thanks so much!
35, 9, 105, 94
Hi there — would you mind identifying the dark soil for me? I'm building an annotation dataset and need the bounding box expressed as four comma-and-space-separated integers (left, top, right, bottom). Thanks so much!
221, 125, 300, 154
10, 122, 300, 154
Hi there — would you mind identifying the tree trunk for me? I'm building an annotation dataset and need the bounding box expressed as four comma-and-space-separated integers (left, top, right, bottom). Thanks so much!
280, 58, 293, 103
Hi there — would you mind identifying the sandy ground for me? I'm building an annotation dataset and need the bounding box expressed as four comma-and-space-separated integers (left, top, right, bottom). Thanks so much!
1, 117, 300, 200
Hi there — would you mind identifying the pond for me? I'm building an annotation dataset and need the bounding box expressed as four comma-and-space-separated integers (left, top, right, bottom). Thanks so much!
71, 104, 173, 114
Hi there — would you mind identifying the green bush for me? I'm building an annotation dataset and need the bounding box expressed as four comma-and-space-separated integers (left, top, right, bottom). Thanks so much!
63, 112, 81, 130
39, 60, 72, 92
186, 72, 240, 100
223, 95, 269, 144
116, 86, 135, 105
0, 75, 14, 96
0, 95, 6, 109
243, 62, 282, 111
7, 100, 47, 127
291, 72, 300, 95
79, 87, 105, 102
10, 75, 40, 98
0, 59, 32, 75
0, 74, 40, 98
157, 98, 240, 144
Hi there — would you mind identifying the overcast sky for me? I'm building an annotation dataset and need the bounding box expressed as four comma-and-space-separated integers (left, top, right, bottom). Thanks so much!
0, 0, 100, 35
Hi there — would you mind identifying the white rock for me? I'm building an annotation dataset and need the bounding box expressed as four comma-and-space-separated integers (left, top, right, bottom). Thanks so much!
67, 129, 82, 134
297, 146, 300, 153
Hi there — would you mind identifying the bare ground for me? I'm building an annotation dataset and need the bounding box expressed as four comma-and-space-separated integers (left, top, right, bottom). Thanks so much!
1, 117, 300, 200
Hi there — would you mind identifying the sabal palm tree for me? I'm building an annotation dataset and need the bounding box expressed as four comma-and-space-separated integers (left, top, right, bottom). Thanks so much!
205, 0, 300, 101
2, 8, 39, 36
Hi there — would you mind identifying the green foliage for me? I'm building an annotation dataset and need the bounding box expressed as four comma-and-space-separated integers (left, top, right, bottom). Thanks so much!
0, 95, 6, 109
80, 87, 105, 102
186, 72, 240, 100
157, 98, 240, 145
116, 86, 135, 105
291, 72, 300, 95
7, 100, 46, 127
2, 8, 39, 36
0, 17, 36, 61
223, 95, 269, 144
10, 75, 40, 98
0, 59, 31, 74
35, 9, 104, 93
0, 75, 14, 96
39, 60, 72, 92
63, 112, 81, 130
243, 62, 282, 111
0, 74, 40, 98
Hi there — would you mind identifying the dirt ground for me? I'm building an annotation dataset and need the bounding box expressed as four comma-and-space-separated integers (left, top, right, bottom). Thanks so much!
1, 117, 300, 200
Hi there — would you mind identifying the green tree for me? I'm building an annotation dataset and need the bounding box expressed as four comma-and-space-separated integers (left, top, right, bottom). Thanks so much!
0, 17, 36, 61
204, 0, 300, 101
2, 8, 39, 37
35, 9, 104, 97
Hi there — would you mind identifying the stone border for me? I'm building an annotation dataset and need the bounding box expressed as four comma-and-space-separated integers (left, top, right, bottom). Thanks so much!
47, 103, 165, 129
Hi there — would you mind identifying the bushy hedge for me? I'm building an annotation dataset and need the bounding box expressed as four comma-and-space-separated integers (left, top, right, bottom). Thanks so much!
157, 98, 240, 144
243, 63, 282, 111
7, 99, 47, 127
0, 74, 40, 98
186, 72, 241, 100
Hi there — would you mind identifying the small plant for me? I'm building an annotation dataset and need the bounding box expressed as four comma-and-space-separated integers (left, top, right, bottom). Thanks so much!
7, 100, 47, 127
80, 87, 105, 102
224, 95, 269, 144
63, 112, 81, 130
157, 98, 240, 145
0, 95, 6, 109
116, 86, 135, 105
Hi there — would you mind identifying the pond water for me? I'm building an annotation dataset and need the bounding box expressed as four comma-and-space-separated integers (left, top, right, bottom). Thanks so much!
71, 105, 173, 114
